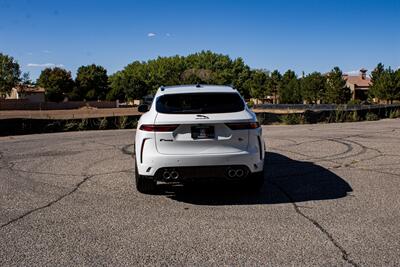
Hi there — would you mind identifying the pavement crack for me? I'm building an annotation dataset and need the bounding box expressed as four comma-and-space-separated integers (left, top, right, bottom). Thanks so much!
90, 140, 134, 156
271, 181, 359, 267
0, 174, 94, 230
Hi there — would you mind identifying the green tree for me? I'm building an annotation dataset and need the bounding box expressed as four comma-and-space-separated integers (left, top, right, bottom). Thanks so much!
0, 52, 21, 97
369, 64, 400, 103
108, 61, 148, 101
373, 67, 399, 103
108, 50, 253, 100
371, 63, 384, 85
396, 68, 400, 101
244, 69, 270, 100
325, 67, 350, 104
73, 64, 109, 100
279, 70, 302, 103
37, 67, 74, 102
21, 72, 32, 85
266, 70, 282, 104
106, 72, 127, 101
369, 63, 385, 101
301, 72, 326, 103
230, 58, 251, 98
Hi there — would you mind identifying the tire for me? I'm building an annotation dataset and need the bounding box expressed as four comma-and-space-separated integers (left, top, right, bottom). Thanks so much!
247, 171, 264, 192
135, 161, 156, 194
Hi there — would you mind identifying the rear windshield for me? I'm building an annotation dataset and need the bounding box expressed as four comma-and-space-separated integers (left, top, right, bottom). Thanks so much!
156, 93, 245, 114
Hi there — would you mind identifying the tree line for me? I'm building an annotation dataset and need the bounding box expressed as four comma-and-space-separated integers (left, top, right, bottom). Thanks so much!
1, 51, 399, 103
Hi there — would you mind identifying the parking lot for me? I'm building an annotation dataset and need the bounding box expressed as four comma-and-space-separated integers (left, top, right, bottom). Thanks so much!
1, 119, 400, 266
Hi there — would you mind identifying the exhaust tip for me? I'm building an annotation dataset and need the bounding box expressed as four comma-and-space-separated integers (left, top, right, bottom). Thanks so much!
236, 169, 244, 177
163, 170, 171, 180
228, 169, 236, 178
227, 167, 247, 179
170, 170, 179, 180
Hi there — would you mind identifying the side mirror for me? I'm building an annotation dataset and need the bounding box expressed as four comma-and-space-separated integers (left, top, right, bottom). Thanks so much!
138, 104, 149, 113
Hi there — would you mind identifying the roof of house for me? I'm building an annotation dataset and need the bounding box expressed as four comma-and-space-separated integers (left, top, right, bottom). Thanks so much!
344, 75, 372, 87
13, 85, 46, 93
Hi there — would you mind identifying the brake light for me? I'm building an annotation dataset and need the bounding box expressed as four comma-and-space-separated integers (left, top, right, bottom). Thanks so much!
226, 122, 260, 130
139, 124, 179, 132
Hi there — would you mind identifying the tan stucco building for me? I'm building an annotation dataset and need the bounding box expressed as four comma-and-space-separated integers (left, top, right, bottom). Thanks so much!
343, 69, 372, 101
6, 85, 46, 102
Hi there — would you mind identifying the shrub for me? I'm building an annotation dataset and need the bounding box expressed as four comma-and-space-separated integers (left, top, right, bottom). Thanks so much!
334, 109, 346, 123
348, 111, 359, 122
98, 117, 108, 130
389, 109, 400, 119
78, 119, 89, 130
64, 120, 79, 131
117, 116, 128, 129
347, 99, 362, 105
280, 113, 303, 125
247, 101, 255, 109
365, 112, 379, 121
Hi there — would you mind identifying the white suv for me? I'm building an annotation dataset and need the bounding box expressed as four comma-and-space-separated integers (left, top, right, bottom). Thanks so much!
134, 84, 265, 193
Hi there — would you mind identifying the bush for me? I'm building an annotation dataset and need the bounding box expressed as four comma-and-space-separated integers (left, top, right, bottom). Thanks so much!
389, 109, 400, 119
347, 99, 362, 105
64, 120, 79, 131
327, 109, 347, 123
365, 112, 379, 121
78, 119, 89, 131
280, 113, 303, 125
98, 117, 108, 130
247, 101, 255, 109
348, 111, 359, 122
117, 116, 129, 129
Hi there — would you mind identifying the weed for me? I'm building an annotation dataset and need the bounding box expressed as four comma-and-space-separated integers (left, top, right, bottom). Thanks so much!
118, 116, 128, 129
389, 109, 400, 119
98, 117, 108, 130
64, 120, 79, 131
365, 112, 379, 121
280, 114, 303, 125
78, 119, 89, 130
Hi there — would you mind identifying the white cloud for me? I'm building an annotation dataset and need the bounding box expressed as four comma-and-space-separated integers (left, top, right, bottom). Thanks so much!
27, 63, 64, 68
147, 32, 156, 37
27, 52, 33, 55
166, 33, 171, 37
42, 50, 52, 53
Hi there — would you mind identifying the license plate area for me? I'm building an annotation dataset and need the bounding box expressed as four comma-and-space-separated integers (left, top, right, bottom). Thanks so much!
191, 125, 215, 139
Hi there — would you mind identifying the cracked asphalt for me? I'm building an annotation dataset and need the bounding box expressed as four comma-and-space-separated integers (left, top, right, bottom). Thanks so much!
1, 119, 400, 266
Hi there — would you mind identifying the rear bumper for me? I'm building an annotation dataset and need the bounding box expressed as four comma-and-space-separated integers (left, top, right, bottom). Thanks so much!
137, 149, 264, 176
154, 165, 250, 181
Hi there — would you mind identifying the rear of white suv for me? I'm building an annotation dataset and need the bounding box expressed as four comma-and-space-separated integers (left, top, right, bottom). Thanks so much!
134, 85, 265, 193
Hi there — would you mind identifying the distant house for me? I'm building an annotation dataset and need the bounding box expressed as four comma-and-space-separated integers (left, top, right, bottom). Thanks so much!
6, 85, 46, 102
343, 69, 372, 101
250, 95, 279, 105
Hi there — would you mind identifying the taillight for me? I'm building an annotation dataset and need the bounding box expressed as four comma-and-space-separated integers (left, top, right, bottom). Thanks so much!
226, 122, 260, 130
139, 124, 179, 132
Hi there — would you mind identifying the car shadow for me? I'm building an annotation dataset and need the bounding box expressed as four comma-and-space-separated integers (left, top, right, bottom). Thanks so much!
158, 152, 353, 205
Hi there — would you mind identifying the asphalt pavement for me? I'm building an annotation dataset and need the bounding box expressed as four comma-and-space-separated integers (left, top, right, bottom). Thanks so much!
1, 119, 400, 266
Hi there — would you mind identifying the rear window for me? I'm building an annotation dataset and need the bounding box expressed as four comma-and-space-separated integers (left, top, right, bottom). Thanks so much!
156, 93, 245, 114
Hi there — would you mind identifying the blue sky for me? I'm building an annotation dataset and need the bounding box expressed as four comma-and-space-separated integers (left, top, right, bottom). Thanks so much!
0, 0, 399, 80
